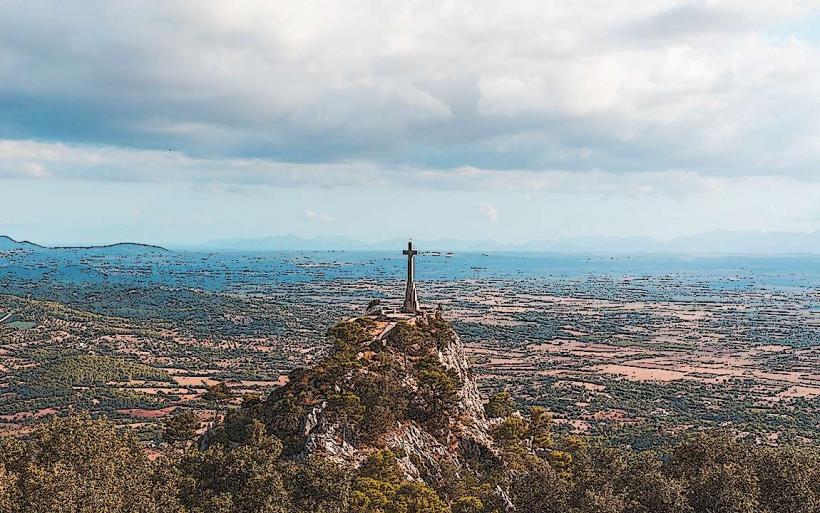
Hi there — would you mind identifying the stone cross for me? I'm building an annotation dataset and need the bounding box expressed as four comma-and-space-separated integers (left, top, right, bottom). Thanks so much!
402, 241, 420, 313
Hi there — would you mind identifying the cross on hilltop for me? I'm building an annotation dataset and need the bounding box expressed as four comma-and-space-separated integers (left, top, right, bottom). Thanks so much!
402, 240, 420, 314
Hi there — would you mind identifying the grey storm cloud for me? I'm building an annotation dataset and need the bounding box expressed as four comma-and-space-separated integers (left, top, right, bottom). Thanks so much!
1, 0, 820, 186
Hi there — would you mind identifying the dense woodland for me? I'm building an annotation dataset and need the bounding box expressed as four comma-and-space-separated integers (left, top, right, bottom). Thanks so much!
1, 318, 818, 513
1, 411, 818, 512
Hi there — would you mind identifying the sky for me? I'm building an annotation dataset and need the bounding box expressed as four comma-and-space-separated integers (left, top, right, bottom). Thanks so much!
1, 1, 820, 246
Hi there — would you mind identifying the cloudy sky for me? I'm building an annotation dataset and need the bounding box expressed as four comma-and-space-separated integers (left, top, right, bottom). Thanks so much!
2, 1, 820, 245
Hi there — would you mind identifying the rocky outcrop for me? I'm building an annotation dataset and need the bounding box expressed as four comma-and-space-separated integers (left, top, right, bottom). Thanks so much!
261, 311, 499, 488
375, 318, 499, 485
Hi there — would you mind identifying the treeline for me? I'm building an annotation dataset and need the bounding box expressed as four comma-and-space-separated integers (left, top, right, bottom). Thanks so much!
1, 413, 818, 513
496, 409, 820, 513
21, 354, 171, 390
0, 415, 447, 513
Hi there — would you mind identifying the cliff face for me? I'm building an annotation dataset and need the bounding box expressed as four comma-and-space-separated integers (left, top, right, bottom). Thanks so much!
254, 311, 499, 488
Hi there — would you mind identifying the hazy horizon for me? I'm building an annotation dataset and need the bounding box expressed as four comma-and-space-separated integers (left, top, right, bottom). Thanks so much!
5, 229, 820, 255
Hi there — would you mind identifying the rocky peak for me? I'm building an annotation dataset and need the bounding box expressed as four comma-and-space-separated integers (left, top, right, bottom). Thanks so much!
249, 310, 499, 488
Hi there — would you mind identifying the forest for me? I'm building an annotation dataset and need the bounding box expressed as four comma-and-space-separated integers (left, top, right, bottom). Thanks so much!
0, 411, 818, 512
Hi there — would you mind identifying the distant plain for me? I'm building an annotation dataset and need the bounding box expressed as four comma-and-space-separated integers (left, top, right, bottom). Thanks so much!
1, 243, 818, 448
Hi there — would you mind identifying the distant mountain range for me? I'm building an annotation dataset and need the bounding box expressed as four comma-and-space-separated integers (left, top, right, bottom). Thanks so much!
5, 231, 820, 254
199, 235, 497, 252
0, 236, 168, 254
197, 231, 820, 254
0, 236, 43, 251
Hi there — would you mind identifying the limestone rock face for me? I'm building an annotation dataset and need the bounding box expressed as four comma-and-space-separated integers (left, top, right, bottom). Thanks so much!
438, 326, 489, 426
262, 311, 499, 488
376, 322, 498, 485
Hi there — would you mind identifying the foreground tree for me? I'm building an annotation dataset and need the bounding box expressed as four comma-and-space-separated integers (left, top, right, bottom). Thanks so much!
754, 446, 819, 513
176, 420, 291, 513
618, 452, 690, 513
352, 450, 450, 513
669, 433, 759, 513
0, 464, 18, 512
0, 414, 159, 513
484, 391, 514, 419
412, 356, 463, 430
511, 459, 569, 512
283, 456, 352, 513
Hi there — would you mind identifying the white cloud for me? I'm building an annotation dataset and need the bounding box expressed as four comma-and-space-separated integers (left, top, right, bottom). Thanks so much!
21, 162, 50, 178
478, 202, 499, 222
0, 1, 819, 181
2, 139, 819, 202
304, 209, 334, 223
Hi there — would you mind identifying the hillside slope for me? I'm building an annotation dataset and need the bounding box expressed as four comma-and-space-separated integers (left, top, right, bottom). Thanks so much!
0, 235, 168, 253
227, 311, 500, 489
0, 235, 44, 251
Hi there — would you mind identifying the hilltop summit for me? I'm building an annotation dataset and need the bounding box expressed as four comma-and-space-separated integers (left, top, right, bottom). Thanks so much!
223, 310, 499, 490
